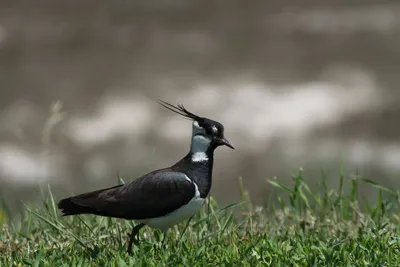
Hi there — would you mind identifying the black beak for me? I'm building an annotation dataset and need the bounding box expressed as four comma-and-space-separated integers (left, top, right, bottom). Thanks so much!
220, 137, 234, 149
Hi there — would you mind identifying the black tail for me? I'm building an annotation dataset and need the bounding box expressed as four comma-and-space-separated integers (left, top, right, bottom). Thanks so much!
57, 197, 94, 216
57, 184, 123, 216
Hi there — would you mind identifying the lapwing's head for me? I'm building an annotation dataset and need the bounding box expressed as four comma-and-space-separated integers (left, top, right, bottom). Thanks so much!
159, 100, 234, 152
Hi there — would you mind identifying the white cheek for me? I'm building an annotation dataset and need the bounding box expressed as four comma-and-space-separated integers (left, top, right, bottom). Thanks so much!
193, 121, 202, 129
192, 122, 207, 136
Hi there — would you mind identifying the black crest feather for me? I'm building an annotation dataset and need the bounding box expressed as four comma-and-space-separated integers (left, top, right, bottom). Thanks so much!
158, 100, 200, 121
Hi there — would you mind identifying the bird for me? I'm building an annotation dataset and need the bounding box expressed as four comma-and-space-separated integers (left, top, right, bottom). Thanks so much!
57, 100, 234, 253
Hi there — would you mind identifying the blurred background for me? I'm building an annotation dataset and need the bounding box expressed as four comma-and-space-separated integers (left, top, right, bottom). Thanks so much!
1, 0, 400, 213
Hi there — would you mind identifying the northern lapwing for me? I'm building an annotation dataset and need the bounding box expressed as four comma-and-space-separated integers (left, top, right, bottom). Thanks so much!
57, 100, 234, 253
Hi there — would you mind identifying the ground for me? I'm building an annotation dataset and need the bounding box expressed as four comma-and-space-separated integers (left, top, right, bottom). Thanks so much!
1, 172, 400, 266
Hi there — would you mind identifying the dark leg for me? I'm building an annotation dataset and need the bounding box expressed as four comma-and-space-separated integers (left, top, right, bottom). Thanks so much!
161, 230, 168, 247
178, 216, 193, 243
127, 223, 145, 253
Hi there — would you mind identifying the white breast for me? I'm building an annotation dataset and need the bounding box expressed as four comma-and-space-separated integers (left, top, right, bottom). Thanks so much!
137, 179, 205, 231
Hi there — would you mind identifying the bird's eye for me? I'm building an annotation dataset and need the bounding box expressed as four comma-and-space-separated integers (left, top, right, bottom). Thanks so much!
205, 128, 213, 135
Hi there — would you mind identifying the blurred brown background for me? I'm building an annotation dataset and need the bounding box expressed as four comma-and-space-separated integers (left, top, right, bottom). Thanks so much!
1, 0, 400, 211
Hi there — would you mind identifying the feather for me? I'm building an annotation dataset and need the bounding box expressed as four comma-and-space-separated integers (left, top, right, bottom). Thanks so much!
158, 100, 201, 121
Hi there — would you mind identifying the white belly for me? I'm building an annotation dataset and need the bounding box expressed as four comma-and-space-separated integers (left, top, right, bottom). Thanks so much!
137, 197, 204, 231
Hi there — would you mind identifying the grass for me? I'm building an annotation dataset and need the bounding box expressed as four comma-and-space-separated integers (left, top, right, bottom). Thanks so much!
1, 170, 400, 266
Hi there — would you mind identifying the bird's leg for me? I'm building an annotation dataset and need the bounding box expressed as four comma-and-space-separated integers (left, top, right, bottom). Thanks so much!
127, 223, 145, 253
161, 230, 168, 248
178, 216, 193, 243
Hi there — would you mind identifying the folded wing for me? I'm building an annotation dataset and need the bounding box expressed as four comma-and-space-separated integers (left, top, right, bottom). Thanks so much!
58, 171, 196, 220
